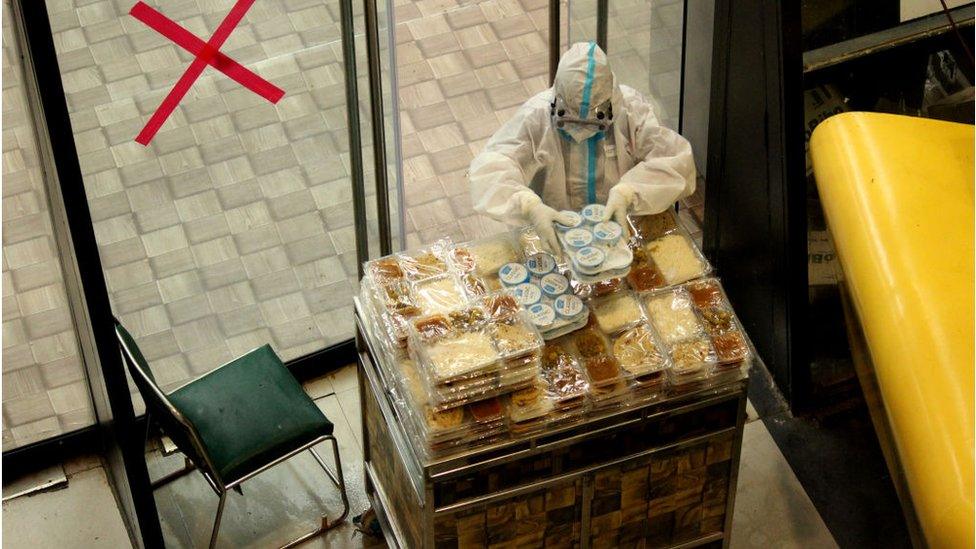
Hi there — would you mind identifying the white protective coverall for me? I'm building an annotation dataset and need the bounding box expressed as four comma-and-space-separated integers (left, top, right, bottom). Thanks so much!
469, 42, 696, 248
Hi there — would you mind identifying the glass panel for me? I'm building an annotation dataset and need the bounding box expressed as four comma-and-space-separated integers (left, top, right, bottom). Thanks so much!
2, 0, 96, 450
568, 1, 702, 236
43, 0, 374, 403
568, 0, 684, 130
394, 0, 561, 245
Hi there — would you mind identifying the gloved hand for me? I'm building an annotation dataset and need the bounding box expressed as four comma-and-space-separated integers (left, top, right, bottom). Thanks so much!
602, 183, 637, 239
517, 192, 577, 253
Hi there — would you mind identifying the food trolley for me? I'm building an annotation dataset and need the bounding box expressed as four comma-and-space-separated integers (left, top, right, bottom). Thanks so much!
356, 300, 748, 548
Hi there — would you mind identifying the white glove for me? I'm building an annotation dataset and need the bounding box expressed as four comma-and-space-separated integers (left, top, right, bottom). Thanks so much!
517, 192, 576, 253
602, 183, 637, 239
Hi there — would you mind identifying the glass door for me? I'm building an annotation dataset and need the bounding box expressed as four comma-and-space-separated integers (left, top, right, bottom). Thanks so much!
37, 0, 399, 394
567, 0, 704, 236
568, 0, 685, 130
13, 0, 401, 543
391, 0, 569, 245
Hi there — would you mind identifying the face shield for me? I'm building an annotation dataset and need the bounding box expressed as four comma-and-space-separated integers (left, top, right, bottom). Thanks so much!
551, 97, 613, 142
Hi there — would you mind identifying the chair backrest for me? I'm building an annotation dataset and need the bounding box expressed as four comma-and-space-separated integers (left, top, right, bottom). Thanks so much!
113, 319, 220, 483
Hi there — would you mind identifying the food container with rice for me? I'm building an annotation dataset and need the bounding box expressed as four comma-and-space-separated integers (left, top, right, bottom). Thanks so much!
467, 233, 520, 276
644, 234, 710, 286
643, 289, 705, 344
413, 275, 467, 316
590, 291, 646, 334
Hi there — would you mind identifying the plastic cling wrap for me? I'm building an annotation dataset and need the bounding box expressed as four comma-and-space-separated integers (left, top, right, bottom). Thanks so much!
591, 291, 646, 334
682, 278, 753, 369
611, 324, 670, 381
644, 290, 704, 344
628, 211, 678, 241
644, 234, 709, 286
397, 239, 451, 281
553, 204, 635, 285
414, 275, 467, 316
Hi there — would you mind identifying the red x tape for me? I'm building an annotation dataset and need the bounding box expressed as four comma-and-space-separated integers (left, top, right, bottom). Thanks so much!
130, 0, 285, 145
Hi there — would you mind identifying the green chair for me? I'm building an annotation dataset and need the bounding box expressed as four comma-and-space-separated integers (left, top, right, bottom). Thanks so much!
114, 320, 349, 548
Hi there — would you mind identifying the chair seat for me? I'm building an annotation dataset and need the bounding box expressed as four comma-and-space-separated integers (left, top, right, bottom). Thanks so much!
168, 345, 333, 484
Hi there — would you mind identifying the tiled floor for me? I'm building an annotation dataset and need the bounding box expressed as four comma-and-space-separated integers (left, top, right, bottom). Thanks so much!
2, 363, 837, 548
2, 454, 131, 548
2, 0, 95, 450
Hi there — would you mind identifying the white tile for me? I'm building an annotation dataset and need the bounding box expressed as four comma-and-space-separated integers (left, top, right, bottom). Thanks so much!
2, 467, 132, 548
323, 363, 358, 394
731, 421, 838, 549
304, 374, 335, 399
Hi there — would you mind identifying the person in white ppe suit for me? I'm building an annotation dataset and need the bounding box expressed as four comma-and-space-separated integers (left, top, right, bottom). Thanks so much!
469, 42, 696, 251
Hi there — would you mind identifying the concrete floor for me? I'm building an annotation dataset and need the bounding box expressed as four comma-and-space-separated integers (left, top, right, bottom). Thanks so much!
1, 363, 837, 548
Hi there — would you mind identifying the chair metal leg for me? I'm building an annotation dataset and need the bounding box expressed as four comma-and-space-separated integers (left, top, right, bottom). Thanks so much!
210, 490, 228, 549
280, 436, 350, 549
151, 457, 196, 490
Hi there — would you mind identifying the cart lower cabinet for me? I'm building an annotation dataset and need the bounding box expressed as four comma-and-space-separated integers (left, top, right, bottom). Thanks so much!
357, 316, 747, 549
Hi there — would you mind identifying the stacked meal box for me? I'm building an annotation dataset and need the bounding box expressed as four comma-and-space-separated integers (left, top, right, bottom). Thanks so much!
358, 210, 754, 459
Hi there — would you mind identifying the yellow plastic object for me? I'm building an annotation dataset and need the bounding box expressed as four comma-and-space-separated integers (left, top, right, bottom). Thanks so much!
811, 112, 974, 548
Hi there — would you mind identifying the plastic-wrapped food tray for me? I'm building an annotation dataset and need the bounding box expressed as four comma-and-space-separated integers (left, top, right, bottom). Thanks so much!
627, 210, 712, 289
608, 323, 671, 385
557, 204, 633, 284
413, 274, 468, 316
420, 353, 540, 410
462, 234, 521, 277
683, 278, 753, 370
570, 327, 635, 391
507, 381, 555, 436
590, 290, 647, 335
396, 239, 453, 282
362, 239, 456, 353
540, 340, 591, 409
641, 288, 715, 385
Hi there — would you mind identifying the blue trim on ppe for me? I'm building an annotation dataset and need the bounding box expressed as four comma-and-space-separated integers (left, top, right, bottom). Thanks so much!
558, 128, 574, 142
579, 42, 598, 119
586, 131, 605, 204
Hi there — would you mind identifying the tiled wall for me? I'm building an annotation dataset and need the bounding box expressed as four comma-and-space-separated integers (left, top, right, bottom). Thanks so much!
41, 0, 388, 403
2, 0, 95, 450
393, 0, 686, 249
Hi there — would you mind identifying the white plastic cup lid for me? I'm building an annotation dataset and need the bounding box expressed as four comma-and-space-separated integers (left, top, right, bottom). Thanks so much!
527, 303, 556, 328
575, 246, 605, 268
593, 221, 622, 242
540, 273, 569, 296
555, 211, 583, 231
554, 294, 584, 319
513, 282, 542, 306
565, 228, 593, 248
581, 204, 606, 224
498, 262, 529, 286
525, 252, 556, 276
